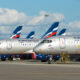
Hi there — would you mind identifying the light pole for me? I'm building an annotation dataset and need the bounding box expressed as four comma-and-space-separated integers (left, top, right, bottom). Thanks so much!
44, 14, 50, 29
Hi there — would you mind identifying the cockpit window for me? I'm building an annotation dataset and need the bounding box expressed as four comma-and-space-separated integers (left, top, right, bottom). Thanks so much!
41, 40, 52, 43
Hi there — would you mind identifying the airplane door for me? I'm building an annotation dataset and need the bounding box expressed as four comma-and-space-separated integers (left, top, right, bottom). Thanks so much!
6, 40, 12, 49
59, 38, 66, 49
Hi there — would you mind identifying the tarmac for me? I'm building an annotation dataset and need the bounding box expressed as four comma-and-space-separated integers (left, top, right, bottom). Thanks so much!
0, 60, 80, 80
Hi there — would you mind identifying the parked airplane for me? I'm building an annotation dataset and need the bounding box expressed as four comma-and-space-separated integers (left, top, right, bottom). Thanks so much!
33, 36, 80, 54
33, 35, 80, 63
36, 28, 66, 61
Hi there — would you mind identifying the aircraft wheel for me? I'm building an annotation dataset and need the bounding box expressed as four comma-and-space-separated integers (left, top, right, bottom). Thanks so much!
8, 56, 13, 61
1, 58, 6, 61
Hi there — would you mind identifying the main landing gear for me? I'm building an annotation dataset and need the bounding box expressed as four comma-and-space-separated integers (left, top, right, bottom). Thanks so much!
58, 52, 70, 64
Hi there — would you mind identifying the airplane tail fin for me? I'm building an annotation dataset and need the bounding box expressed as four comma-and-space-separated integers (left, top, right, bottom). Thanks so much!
58, 28, 66, 35
26, 31, 35, 39
41, 22, 59, 39
10, 26, 23, 39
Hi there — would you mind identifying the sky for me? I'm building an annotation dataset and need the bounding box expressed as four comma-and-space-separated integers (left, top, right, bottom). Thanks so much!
0, 0, 80, 39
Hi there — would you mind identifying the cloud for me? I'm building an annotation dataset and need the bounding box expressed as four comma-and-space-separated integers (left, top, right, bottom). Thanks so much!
52, 13, 65, 22
0, 8, 27, 25
60, 21, 80, 35
0, 26, 10, 33
0, 8, 65, 26
27, 16, 44, 25
68, 21, 80, 28
27, 11, 65, 25
40, 11, 65, 21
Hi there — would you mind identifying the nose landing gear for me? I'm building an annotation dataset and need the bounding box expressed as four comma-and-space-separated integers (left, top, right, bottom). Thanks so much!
48, 55, 53, 64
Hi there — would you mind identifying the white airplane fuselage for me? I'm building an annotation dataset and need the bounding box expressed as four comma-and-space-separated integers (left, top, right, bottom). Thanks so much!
33, 36, 80, 54
0, 39, 41, 54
